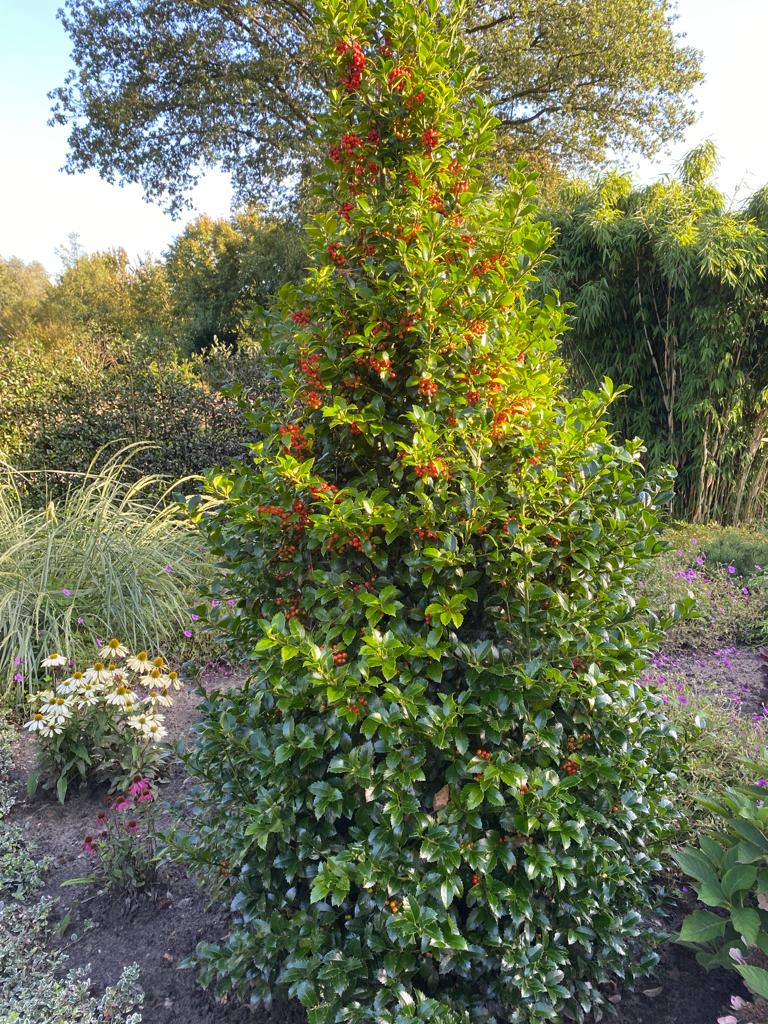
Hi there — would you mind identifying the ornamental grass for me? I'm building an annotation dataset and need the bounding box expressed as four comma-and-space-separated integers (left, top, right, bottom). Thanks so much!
0, 446, 211, 703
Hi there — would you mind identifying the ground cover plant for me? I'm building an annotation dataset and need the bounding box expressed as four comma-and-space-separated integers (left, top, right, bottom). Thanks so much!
169, 1, 679, 1020
0, 448, 211, 702
641, 525, 768, 649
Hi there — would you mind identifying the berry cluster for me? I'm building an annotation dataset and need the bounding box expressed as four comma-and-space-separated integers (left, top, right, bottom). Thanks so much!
417, 376, 438, 398
414, 459, 449, 479
278, 423, 311, 459
290, 307, 312, 326
347, 696, 368, 715
562, 759, 579, 776
297, 351, 325, 409
421, 127, 439, 151
385, 897, 401, 913
337, 39, 366, 92
475, 748, 492, 761
327, 242, 346, 266
471, 873, 482, 886
275, 595, 302, 620
387, 66, 412, 92
414, 527, 438, 541
350, 575, 378, 593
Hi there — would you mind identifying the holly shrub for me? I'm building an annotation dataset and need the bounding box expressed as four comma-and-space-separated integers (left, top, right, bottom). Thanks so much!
170, 1, 679, 1021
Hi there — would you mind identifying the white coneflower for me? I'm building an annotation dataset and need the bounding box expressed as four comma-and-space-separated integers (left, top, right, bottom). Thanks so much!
127, 712, 151, 732
145, 667, 171, 688
31, 688, 54, 706
144, 687, 173, 708
84, 661, 113, 685
127, 651, 152, 674
39, 719, 66, 737
144, 717, 167, 741
166, 670, 183, 691
104, 684, 136, 708
41, 653, 67, 669
24, 712, 47, 732
99, 638, 128, 659
74, 687, 100, 708
60, 670, 86, 693
39, 695, 72, 718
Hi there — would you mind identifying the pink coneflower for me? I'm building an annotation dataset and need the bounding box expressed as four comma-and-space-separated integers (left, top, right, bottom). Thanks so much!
137, 792, 154, 803
126, 819, 140, 834
83, 835, 97, 855
128, 778, 151, 797
112, 798, 133, 812
96, 811, 108, 824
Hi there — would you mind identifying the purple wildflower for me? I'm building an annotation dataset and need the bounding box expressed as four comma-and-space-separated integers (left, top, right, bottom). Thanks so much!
62, 588, 72, 596
727, 564, 736, 575
183, 629, 193, 638
164, 564, 173, 573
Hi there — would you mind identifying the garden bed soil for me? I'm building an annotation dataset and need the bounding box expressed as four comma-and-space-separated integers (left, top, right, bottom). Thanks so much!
7, 657, 758, 1024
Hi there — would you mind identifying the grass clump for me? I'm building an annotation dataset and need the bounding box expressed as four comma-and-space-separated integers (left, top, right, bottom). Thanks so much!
0, 447, 212, 703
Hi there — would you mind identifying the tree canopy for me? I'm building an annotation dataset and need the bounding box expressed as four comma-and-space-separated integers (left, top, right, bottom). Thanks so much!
50, 0, 702, 213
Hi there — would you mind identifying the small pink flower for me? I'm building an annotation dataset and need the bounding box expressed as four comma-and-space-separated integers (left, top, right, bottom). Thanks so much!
164, 564, 173, 573
62, 588, 72, 596
183, 628, 193, 638
13, 672, 23, 684
77, 615, 85, 625
227, 599, 236, 606
83, 835, 97, 855
191, 613, 200, 621
13, 656, 21, 666
210, 599, 220, 608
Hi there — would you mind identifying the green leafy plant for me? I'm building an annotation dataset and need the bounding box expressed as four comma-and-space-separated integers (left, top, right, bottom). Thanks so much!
169, 2, 678, 1022
25, 645, 182, 800
673, 786, 768, 1015
0, 447, 211, 703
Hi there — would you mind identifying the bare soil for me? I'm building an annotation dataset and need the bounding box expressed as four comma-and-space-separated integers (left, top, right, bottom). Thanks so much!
6, 657, 761, 1024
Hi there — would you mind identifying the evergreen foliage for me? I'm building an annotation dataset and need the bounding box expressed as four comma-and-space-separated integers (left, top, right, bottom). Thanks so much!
167, 1, 678, 1020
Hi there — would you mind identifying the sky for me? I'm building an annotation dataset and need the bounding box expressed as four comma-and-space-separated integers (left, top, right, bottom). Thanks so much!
1, 0, 766, 275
